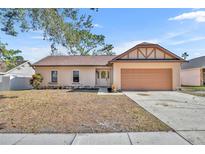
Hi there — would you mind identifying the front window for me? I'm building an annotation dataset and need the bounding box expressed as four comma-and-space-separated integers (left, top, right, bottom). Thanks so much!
73, 71, 79, 82
51, 71, 58, 82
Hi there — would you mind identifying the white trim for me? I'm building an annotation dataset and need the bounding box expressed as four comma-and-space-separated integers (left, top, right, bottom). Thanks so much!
181, 67, 203, 71
0, 72, 6, 75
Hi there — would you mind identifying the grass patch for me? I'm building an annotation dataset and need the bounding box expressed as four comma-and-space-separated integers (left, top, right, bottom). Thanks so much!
181, 85, 205, 91
181, 86, 205, 97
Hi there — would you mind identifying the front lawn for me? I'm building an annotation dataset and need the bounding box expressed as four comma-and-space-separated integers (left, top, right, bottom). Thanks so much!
0, 90, 171, 133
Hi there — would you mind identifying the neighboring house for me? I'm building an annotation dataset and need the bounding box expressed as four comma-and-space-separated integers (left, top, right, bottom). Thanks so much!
33, 42, 185, 91
181, 56, 205, 86
0, 61, 35, 91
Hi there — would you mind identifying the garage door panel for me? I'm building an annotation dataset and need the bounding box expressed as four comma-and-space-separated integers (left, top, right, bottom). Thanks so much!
121, 69, 172, 90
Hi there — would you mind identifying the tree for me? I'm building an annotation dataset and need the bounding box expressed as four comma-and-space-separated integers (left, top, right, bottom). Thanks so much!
0, 9, 113, 56
0, 42, 24, 71
93, 44, 115, 55
30, 73, 43, 89
181, 52, 189, 60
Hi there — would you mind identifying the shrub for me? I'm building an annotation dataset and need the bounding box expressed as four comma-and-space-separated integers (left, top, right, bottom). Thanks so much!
30, 73, 43, 89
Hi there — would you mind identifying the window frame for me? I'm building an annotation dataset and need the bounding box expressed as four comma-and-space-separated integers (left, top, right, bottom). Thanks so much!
51, 70, 58, 83
73, 70, 80, 83
107, 71, 110, 79
96, 71, 100, 79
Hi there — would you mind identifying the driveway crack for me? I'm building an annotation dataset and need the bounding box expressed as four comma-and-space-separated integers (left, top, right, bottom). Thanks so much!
12, 134, 27, 145
174, 131, 193, 145
70, 133, 77, 145
127, 133, 133, 145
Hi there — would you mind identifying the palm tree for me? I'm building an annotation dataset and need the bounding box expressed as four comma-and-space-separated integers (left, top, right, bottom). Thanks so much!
182, 52, 189, 60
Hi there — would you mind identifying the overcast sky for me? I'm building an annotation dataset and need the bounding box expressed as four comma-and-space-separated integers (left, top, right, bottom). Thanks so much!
1, 8, 205, 63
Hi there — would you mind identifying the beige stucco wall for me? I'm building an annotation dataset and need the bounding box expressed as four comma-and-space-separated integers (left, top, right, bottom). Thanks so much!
35, 66, 96, 87
35, 66, 113, 87
35, 62, 181, 90
112, 62, 181, 90
181, 68, 202, 86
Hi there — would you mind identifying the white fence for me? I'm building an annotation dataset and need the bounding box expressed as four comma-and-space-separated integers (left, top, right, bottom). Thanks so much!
0, 75, 33, 91
0, 75, 10, 91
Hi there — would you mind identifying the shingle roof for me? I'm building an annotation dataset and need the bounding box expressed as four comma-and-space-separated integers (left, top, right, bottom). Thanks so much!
33, 43, 185, 67
33, 55, 116, 66
181, 56, 205, 69
137, 42, 156, 46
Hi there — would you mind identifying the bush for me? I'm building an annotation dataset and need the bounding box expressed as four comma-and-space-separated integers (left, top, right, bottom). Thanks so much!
30, 73, 43, 89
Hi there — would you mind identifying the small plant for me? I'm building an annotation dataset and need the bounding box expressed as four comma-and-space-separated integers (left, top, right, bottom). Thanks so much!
111, 84, 116, 92
30, 73, 43, 89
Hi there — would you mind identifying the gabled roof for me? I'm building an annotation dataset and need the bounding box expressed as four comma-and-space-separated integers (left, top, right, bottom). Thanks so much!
6, 61, 33, 74
110, 42, 185, 62
181, 56, 205, 69
33, 55, 116, 67
33, 43, 185, 67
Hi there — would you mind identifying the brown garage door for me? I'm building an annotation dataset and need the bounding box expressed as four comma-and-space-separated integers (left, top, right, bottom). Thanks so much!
121, 69, 172, 90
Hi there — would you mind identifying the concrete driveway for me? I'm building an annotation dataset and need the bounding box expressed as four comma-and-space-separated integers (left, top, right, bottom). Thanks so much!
124, 91, 205, 144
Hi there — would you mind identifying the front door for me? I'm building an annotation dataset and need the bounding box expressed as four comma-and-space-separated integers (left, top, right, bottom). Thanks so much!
96, 70, 110, 87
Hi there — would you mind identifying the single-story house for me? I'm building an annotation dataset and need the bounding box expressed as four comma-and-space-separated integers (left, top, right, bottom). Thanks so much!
0, 61, 35, 90
33, 42, 185, 91
181, 56, 205, 86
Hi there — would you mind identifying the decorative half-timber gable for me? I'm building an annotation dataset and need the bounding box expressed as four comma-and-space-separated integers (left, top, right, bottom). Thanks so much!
120, 47, 174, 59
110, 42, 185, 62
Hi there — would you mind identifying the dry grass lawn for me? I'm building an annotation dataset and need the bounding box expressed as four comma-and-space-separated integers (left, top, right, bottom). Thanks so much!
0, 90, 171, 133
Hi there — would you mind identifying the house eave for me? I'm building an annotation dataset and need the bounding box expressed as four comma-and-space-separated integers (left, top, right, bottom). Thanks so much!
181, 66, 205, 70
109, 59, 187, 63
33, 64, 111, 67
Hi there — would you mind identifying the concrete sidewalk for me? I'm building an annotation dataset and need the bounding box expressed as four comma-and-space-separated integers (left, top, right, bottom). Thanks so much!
0, 132, 190, 145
